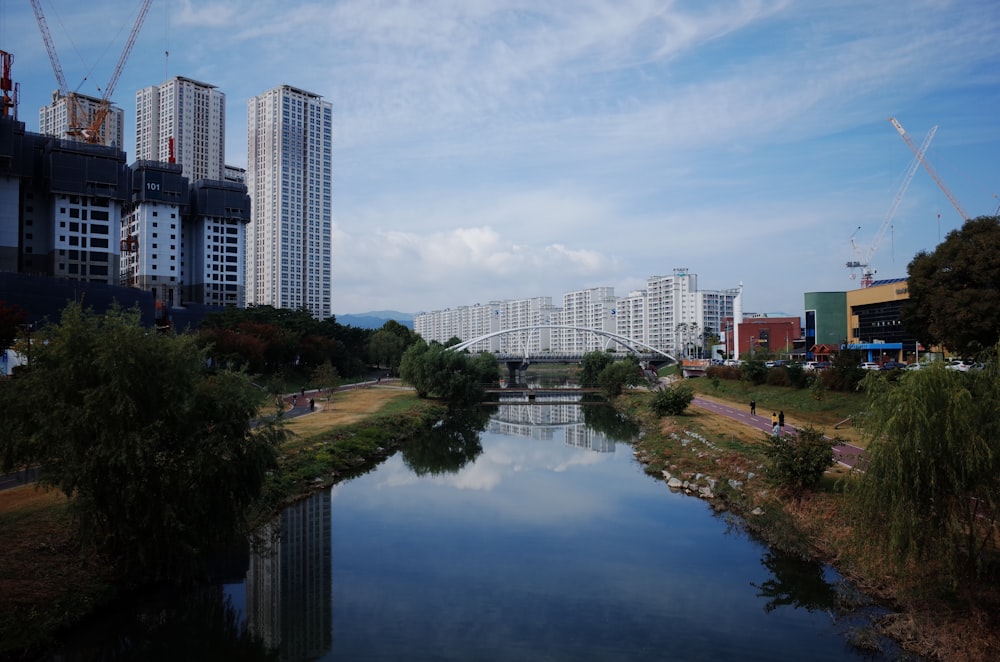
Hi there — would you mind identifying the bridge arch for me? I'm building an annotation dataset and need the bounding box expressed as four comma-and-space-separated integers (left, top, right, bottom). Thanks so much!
448, 324, 676, 364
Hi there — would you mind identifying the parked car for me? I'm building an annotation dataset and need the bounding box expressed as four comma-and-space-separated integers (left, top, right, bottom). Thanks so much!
860, 362, 881, 370
905, 362, 923, 370
880, 361, 905, 370
946, 359, 976, 372
813, 361, 830, 370
803, 361, 818, 371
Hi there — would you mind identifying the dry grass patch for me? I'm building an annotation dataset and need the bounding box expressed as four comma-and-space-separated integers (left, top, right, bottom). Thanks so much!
285, 386, 414, 435
0, 484, 112, 654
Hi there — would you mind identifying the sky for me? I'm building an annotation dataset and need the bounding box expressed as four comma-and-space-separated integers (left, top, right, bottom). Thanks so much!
3, 0, 999, 317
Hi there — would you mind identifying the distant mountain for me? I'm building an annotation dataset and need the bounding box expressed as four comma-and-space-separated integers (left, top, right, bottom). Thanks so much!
336, 310, 414, 330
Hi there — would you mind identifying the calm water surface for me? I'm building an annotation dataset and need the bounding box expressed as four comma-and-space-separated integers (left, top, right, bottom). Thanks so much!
224, 403, 902, 661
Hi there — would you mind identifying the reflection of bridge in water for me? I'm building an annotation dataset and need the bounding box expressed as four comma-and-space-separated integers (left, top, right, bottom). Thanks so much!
449, 325, 677, 386
487, 400, 616, 453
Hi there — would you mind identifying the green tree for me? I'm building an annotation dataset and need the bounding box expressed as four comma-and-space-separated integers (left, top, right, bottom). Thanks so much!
579, 350, 614, 387
400, 339, 432, 397
368, 329, 405, 374
848, 357, 1000, 590
312, 360, 341, 395
0, 303, 285, 582
598, 356, 642, 397
902, 215, 1000, 357
399, 342, 486, 407
740, 357, 768, 385
649, 382, 695, 416
762, 426, 836, 496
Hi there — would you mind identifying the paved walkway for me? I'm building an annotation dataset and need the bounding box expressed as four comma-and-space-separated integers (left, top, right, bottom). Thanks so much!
692, 395, 864, 469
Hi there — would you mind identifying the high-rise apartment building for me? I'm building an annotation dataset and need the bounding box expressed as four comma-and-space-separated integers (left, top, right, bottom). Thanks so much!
246, 85, 332, 319
135, 76, 225, 182
39, 92, 125, 149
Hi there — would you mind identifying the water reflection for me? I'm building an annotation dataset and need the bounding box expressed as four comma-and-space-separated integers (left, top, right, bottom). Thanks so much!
247, 490, 332, 659
400, 408, 491, 476
49, 403, 899, 660
488, 400, 634, 453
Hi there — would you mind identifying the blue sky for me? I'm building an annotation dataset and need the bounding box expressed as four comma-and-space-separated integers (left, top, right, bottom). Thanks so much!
4, 1, 999, 317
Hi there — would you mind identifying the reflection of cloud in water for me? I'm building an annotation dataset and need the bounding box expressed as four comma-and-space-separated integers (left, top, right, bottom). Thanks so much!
356, 435, 624, 524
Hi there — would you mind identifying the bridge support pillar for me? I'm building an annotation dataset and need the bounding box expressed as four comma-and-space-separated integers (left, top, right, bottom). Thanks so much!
505, 362, 526, 386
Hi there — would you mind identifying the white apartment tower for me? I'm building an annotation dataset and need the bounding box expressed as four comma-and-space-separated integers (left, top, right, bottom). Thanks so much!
246, 85, 333, 319
135, 76, 225, 182
559, 287, 617, 352
39, 92, 125, 148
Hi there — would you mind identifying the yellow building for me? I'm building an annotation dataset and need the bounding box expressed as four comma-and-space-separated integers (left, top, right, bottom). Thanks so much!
844, 278, 927, 364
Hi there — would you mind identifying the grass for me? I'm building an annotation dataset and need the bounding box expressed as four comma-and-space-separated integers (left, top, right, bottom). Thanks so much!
0, 486, 115, 656
687, 376, 868, 447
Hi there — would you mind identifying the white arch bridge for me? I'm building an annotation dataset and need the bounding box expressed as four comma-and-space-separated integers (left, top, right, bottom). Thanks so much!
448, 325, 677, 385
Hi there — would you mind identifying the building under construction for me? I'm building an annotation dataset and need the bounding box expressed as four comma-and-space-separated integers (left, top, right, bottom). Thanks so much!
0, 109, 249, 327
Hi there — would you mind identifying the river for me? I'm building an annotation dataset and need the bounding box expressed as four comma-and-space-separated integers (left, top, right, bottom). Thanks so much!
225, 401, 903, 661
48, 400, 906, 660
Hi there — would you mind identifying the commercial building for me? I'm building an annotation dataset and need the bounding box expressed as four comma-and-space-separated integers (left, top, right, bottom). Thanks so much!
246, 85, 333, 319
844, 278, 923, 363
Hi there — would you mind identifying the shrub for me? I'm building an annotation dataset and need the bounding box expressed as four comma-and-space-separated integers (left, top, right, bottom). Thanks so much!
649, 382, 695, 416
766, 367, 791, 387
762, 426, 837, 495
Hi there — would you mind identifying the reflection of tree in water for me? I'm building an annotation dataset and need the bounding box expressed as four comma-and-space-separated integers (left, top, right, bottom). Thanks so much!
582, 402, 640, 441
751, 550, 843, 614
401, 407, 492, 476
53, 586, 277, 660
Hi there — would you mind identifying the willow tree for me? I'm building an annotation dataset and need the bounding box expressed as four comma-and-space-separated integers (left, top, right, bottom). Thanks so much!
0, 303, 285, 582
848, 355, 1000, 590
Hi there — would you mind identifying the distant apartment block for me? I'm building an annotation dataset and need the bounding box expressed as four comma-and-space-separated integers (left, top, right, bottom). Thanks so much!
414, 268, 738, 357
39, 92, 125, 149
246, 85, 333, 319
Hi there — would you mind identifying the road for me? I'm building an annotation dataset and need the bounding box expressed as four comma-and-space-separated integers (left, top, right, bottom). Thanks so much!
692, 396, 864, 469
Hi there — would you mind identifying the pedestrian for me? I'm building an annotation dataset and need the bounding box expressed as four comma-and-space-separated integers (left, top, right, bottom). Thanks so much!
750, 399, 756, 416
771, 411, 778, 428
778, 410, 785, 432
292, 396, 297, 407
309, 398, 315, 412
773, 421, 780, 436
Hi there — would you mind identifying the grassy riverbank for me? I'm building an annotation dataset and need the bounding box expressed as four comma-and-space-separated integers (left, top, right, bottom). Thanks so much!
0, 386, 439, 660
620, 381, 1000, 662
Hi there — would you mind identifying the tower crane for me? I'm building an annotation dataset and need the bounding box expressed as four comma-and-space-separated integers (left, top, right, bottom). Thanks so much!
847, 126, 936, 287
83, 0, 153, 144
30, 0, 87, 136
31, 0, 152, 145
889, 116, 970, 222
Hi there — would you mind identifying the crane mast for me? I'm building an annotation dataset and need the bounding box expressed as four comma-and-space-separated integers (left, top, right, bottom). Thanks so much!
889, 116, 969, 222
30, 0, 85, 136
84, 0, 153, 143
848, 126, 936, 287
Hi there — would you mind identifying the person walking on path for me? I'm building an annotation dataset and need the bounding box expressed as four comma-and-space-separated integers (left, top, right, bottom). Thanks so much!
750, 399, 756, 416
771, 412, 779, 435
778, 410, 785, 432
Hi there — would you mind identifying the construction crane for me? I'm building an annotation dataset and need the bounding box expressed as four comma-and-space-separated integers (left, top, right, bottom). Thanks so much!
31, 0, 152, 145
889, 116, 970, 222
30, 0, 87, 136
82, 0, 153, 144
847, 126, 936, 287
